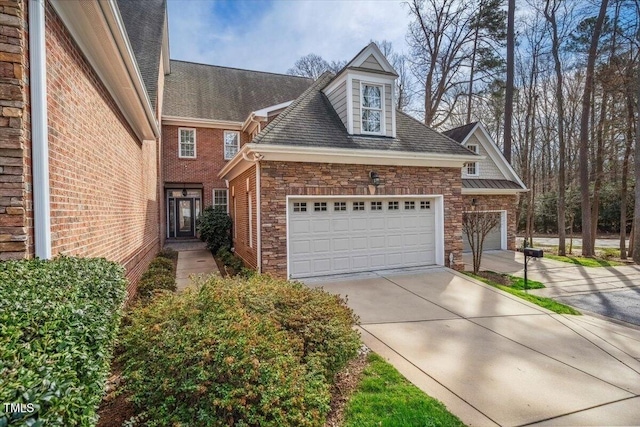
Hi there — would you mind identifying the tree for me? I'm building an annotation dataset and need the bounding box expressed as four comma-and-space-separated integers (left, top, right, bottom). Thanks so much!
372, 40, 414, 112
287, 53, 343, 80
578, 0, 609, 257
633, 31, 640, 264
544, 0, 568, 256
463, 206, 501, 273
503, 0, 514, 163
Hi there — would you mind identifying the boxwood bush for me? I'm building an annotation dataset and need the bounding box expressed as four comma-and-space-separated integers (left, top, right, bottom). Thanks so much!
136, 255, 176, 302
0, 257, 127, 427
120, 275, 360, 426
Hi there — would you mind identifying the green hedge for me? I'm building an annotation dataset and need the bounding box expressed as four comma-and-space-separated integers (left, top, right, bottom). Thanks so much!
120, 275, 360, 426
136, 255, 176, 302
0, 257, 127, 427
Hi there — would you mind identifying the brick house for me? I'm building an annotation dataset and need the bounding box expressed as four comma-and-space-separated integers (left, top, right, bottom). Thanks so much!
0, 0, 167, 293
0, 0, 525, 286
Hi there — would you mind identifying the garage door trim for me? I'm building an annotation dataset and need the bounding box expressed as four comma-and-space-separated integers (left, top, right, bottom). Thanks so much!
286, 194, 445, 279
462, 209, 507, 251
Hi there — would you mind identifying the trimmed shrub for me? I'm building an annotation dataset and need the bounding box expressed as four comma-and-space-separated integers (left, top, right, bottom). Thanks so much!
197, 206, 232, 253
120, 275, 360, 427
216, 247, 244, 275
157, 247, 178, 262
121, 283, 330, 426
136, 256, 176, 302
0, 257, 127, 427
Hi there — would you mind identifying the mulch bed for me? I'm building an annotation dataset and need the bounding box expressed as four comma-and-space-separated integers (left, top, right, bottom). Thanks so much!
96, 362, 136, 427
324, 347, 370, 427
475, 270, 511, 286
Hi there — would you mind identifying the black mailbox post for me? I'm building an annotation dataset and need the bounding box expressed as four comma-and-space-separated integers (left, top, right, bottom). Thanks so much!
523, 247, 543, 292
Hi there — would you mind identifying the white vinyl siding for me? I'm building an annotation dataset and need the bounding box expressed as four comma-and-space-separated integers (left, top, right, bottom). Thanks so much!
224, 131, 240, 160
327, 80, 348, 128
352, 80, 361, 134
384, 83, 393, 137
178, 128, 196, 158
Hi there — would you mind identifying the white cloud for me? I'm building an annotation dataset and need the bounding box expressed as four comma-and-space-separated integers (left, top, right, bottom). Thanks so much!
167, 0, 411, 73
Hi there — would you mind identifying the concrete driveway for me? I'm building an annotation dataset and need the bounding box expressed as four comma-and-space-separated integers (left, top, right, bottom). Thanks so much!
306, 268, 640, 426
469, 250, 640, 326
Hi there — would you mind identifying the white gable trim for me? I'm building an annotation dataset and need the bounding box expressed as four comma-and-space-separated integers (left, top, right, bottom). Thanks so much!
162, 115, 243, 130
348, 42, 397, 75
461, 123, 526, 190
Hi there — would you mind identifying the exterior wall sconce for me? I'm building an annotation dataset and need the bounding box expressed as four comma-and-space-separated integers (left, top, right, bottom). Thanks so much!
369, 171, 380, 187
182, 188, 188, 197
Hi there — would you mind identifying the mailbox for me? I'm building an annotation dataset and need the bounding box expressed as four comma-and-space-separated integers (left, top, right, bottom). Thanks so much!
523, 247, 544, 258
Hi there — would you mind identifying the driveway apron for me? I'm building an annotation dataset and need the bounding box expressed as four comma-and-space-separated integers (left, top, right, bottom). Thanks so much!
306, 268, 640, 426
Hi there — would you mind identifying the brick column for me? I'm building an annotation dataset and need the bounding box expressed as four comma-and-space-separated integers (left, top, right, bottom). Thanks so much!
0, 0, 29, 260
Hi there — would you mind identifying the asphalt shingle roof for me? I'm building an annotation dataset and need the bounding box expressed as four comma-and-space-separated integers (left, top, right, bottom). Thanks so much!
442, 122, 478, 143
163, 61, 313, 122
252, 72, 473, 156
117, 0, 166, 111
463, 179, 524, 190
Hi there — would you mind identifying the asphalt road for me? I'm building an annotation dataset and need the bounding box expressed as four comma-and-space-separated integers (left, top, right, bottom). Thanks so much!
517, 236, 629, 249
558, 289, 640, 326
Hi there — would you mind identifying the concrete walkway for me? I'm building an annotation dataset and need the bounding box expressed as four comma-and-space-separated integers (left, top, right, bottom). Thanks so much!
307, 268, 640, 426
164, 240, 220, 291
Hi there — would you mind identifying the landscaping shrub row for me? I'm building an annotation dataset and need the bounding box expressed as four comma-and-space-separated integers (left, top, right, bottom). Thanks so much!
135, 250, 177, 302
0, 257, 127, 426
119, 274, 361, 426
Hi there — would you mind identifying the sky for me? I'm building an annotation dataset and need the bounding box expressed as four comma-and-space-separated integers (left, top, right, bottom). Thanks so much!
166, 0, 411, 74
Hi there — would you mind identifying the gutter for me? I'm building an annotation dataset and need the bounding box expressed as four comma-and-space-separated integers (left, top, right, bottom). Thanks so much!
29, 0, 51, 259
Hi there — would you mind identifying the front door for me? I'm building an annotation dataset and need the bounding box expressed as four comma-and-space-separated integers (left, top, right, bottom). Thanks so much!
176, 198, 195, 238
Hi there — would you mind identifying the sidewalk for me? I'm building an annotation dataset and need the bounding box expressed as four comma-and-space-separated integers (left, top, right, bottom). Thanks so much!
164, 240, 220, 291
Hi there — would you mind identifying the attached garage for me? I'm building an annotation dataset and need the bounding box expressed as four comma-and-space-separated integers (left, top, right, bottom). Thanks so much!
462, 210, 507, 253
287, 196, 443, 279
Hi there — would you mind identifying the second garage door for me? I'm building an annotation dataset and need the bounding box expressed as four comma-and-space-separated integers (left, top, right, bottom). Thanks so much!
288, 197, 437, 279
462, 211, 505, 253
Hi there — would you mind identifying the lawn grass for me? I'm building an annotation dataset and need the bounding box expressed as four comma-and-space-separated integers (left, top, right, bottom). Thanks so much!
343, 353, 465, 427
482, 271, 545, 290
545, 254, 623, 267
465, 273, 581, 315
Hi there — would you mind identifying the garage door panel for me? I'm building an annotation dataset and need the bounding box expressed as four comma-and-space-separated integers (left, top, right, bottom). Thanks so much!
289, 198, 437, 278
462, 212, 503, 253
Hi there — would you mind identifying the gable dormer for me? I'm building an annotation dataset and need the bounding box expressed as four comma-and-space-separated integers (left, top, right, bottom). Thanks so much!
323, 43, 398, 138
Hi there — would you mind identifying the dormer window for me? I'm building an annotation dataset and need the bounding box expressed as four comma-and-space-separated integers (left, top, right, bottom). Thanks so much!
361, 84, 383, 134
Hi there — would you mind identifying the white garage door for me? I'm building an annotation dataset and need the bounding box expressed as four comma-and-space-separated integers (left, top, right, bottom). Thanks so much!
462, 211, 504, 253
288, 198, 437, 279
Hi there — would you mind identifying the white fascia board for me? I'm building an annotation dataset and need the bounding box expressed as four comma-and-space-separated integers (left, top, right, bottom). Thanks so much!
219, 143, 483, 180
50, 0, 159, 140
461, 188, 528, 195
218, 144, 253, 180
163, 115, 243, 130
349, 43, 397, 75
253, 100, 293, 117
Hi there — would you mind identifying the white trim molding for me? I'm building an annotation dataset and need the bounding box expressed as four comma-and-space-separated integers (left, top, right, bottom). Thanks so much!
30, 0, 51, 259
219, 143, 484, 181
178, 127, 196, 159
163, 115, 243, 130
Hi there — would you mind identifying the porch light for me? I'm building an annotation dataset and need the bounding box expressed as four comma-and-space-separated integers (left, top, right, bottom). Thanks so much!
369, 171, 380, 187
182, 188, 188, 197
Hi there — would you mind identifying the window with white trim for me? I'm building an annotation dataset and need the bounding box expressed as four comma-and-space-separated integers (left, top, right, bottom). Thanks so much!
334, 202, 347, 211
404, 201, 415, 210
224, 131, 240, 160
361, 84, 383, 134
466, 144, 479, 176
314, 202, 327, 212
421, 201, 431, 210
213, 189, 228, 212
293, 202, 307, 212
388, 201, 399, 210
178, 128, 196, 158
353, 201, 365, 211
371, 201, 382, 211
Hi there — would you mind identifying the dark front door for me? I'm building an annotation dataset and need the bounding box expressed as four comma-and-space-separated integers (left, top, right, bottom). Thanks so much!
176, 198, 195, 237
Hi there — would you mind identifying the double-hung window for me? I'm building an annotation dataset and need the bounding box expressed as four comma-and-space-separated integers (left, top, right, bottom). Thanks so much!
361, 84, 383, 134
224, 131, 240, 160
213, 189, 228, 212
466, 144, 479, 176
179, 128, 196, 158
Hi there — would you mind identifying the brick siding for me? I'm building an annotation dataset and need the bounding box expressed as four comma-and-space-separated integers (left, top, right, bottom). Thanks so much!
259, 161, 464, 278
462, 194, 519, 251
0, 0, 29, 260
229, 164, 257, 268
162, 125, 250, 211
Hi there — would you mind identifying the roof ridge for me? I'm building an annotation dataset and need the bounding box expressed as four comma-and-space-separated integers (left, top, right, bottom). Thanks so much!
442, 121, 479, 133
252, 72, 334, 144
169, 59, 313, 80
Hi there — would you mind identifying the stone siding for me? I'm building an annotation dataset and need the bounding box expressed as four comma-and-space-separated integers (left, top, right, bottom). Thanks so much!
462, 194, 519, 251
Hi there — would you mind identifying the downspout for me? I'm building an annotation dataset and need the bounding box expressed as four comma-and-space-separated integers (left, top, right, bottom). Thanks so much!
29, 0, 51, 259
242, 152, 263, 273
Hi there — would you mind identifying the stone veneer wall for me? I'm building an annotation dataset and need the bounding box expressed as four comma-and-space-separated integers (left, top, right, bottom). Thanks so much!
462, 194, 519, 250
259, 161, 464, 278
0, 0, 29, 260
